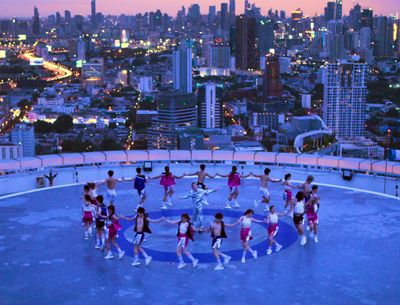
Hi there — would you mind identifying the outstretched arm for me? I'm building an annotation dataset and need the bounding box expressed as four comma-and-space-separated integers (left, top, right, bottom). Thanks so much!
225, 222, 238, 228
269, 177, 282, 183
120, 215, 135, 221
205, 189, 217, 195
174, 174, 185, 179
251, 217, 265, 223
216, 173, 229, 178
163, 218, 180, 225
251, 173, 262, 178
226, 216, 242, 227
179, 193, 192, 200
206, 173, 216, 178
241, 173, 252, 178
148, 217, 164, 223
149, 175, 161, 180
185, 171, 198, 177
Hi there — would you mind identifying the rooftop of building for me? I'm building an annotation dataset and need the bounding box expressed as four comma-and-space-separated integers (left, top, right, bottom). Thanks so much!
0, 154, 399, 304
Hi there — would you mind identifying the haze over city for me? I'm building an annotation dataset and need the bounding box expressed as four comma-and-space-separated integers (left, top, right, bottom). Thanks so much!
0, 0, 398, 17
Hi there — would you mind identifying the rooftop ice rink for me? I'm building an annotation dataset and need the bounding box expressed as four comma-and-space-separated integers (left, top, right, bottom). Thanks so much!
0, 150, 399, 305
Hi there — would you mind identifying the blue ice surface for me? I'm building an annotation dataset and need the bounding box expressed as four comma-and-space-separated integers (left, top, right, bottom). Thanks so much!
0, 177, 399, 305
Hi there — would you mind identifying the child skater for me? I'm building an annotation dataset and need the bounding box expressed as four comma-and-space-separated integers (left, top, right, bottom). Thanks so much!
306, 185, 320, 243
265, 205, 284, 255
82, 194, 96, 240
104, 205, 125, 260
151, 166, 184, 210
298, 175, 314, 202
184, 164, 215, 205
252, 168, 282, 211
293, 191, 307, 246
218, 166, 251, 209
179, 182, 216, 232
121, 207, 163, 266
95, 195, 108, 249
207, 213, 236, 270
231, 209, 264, 263
282, 173, 294, 214
133, 167, 147, 209
164, 214, 199, 269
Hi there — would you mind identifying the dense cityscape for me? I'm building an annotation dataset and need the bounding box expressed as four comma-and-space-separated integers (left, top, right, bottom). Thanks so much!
0, 0, 399, 161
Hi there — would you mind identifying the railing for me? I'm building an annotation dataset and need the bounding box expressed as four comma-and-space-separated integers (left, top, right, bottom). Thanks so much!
0, 150, 399, 176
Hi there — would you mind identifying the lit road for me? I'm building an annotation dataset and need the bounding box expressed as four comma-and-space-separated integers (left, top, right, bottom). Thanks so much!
19, 51, 73, 82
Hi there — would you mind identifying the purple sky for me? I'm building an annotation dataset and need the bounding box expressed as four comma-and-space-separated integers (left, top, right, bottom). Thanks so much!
0, 0, 398, 18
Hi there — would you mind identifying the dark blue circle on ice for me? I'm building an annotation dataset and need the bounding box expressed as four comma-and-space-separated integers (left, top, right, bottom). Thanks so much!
118, 209, 298, 262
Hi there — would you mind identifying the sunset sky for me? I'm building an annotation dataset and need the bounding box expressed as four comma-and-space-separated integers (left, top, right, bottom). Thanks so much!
0, 0, 398, 18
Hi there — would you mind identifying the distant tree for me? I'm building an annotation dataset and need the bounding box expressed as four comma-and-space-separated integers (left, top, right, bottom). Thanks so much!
100, 138, 123, 151
53, 115, 73, 133
34, 120, 53, 133
17, 99, 31, 109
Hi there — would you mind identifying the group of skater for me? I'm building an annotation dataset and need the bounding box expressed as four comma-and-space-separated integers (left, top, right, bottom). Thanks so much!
81, 164, 320, 271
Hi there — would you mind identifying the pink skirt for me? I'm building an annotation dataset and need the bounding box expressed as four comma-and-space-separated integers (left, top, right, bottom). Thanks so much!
307, 213, 319, 225
82, 211, 93, 224
240, 228, 252, 242
268, 224, 279, 237
108, 225, 117, 239
284, 190, 292, 201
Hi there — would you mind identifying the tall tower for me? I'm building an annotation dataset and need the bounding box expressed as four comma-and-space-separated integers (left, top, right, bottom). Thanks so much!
263, 55, 283, 98
335, 0, 343, 20
323, 60, 367, 139
375, 16, 394, 58
198, 83, 222, 129
221, 3, 229, 31
32, 6, 41, 35
229, 0, 235, 13
173, 40, 193, 94
91, 0, 96, 29
235, 15, 258, 70
147, 92, 198, 150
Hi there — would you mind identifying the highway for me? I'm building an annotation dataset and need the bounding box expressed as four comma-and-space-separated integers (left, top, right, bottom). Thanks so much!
19, 51, 73, 82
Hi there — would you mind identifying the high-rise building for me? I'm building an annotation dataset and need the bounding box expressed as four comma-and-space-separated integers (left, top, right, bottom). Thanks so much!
198, 83, 222, 129
375, 16, 394, 58
64, 10, 72, 24
361, 9, 373, 29
11, 124, 35, 157
257, 18, 274, 55
349, 4, 361, 30
208, 44, 231, 68
323, 60, 367, 139
208, 6, 216, 25
235, 15, 258, 70
327, 20, 345, 60
324, 1, 336, 23
148, 92, 198, 150
221, 3, 229, 31
91, 0, 96, 29
335, 0, 343, 20
263, 55, 283, 98
56, 12, 62, 26
290, 9, 303, 34
173, 40, 193, 94
32, 6, 41, 36
188, 4, 201, 26
229, 0, 235, 13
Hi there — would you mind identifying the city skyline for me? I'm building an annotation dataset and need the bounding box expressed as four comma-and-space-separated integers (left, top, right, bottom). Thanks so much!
0, 0, 398, 18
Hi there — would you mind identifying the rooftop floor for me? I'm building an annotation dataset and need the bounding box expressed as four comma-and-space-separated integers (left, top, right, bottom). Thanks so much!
0, 177, 399, 305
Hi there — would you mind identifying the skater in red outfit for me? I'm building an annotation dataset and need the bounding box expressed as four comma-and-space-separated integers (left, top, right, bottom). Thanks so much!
164, 213, 199, 269
104, 205, 125, 260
